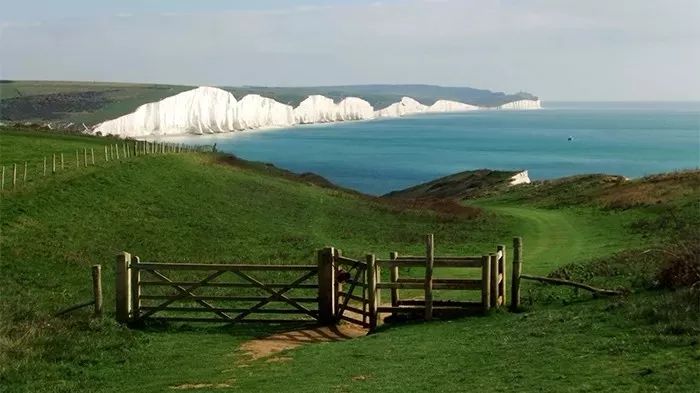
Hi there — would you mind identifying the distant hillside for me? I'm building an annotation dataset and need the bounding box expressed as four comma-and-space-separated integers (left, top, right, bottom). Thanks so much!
384, 169, 527, 200
225, 84, 537, 109
0, 81, 538, 127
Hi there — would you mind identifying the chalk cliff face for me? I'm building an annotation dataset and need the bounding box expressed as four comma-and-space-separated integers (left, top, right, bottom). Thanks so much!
294, 95, 338, 124
498, 99, 542, 110
235, 94, 295, 130
336, 97, 375, 121
93, 87, 542, 137
375, 97, 427, 118
94, 86, 238, 137
509, 170, 531, 185
427, 100, 479, 113
293, 95, 375, 124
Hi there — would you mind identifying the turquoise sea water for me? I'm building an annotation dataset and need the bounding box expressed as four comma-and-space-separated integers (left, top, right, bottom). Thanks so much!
170, 102, 699, 195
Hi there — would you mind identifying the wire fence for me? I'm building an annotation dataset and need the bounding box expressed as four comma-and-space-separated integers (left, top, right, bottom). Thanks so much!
0, 140, 215, 192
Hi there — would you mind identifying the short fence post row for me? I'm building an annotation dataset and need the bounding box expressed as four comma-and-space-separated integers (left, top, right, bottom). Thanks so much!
1, 141, 212, 193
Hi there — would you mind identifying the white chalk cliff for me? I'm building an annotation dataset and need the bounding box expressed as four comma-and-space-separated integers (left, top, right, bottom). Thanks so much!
94, 86, 239, 137
335, 97, 375, 121
294, 95, 375, 124
235, 94, 295, 130
93, 86, 542, 137
509, 170, 531, 185
375, 97, 427, 118
427, 100, 479, 113
498, 99, 542, 110
294, 95, 339, 124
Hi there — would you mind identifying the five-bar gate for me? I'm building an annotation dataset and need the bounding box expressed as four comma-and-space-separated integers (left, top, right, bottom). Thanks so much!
115, 236, 521, 330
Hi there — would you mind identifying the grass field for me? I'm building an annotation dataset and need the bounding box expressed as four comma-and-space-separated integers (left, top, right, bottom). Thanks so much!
1, 128, 698, 392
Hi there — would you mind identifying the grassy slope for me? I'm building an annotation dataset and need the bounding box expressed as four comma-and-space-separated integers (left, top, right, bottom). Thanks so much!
1, 129, 698, 392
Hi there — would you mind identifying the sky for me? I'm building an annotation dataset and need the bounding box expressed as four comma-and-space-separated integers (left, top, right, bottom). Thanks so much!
1, 0, 699, 101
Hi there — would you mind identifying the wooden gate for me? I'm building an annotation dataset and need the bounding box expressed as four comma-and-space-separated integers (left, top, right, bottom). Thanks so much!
333, 249, 371, 329
114, 236, 521, 330
115, 252, 335, 324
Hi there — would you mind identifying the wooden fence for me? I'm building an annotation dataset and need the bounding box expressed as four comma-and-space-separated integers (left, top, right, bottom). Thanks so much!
0, 140, 214, 192
116, 252, 333, 324
116, 236, 524, 330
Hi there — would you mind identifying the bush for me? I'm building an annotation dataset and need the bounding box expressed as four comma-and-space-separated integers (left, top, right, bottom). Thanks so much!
657, 239, 700, 289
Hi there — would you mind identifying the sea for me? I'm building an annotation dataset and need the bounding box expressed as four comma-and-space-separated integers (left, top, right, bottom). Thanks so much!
166, 102, 700, 195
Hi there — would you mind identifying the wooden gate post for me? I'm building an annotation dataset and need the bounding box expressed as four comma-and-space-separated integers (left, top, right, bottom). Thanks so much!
115, 252, 132, 323
489, 253, 498, 309
497, 245, 506, 307
481, 255, 491, 313
317, 247, 336, 324
131, 256, 141, 322
92, 264, 103, 317
366, 254, 378, 330
389, 251, 399, 317
511, 237, 523, 310
425, 234, 434, 321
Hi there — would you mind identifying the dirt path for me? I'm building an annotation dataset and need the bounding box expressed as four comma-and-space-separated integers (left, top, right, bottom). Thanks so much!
239, 324, 367, 360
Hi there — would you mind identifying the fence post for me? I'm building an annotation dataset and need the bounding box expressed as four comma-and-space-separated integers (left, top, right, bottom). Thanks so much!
317, 247, 336, 324
131, 256, 141, 322
23, 162, 27, 184
84, 148, 88, 167
115, 252, 132, 323
497, 244, 506, 307
389, 251, 399, 317
92, 264, 103, 318
91, 148, 95, 165
425, 233, 434, 321
481, 255, 491, 313
75, 150, 79, 169
1, 166, 4, 190
61, 153, 65, 170
43, 157, 46, 176
52, 154, 56, 174
105, 146, 109, 162
489, 253, 498, 309
511, 237, 523, 311
12, 164, 17, 189
366, 254, 378, 330
115, 144, 120, 160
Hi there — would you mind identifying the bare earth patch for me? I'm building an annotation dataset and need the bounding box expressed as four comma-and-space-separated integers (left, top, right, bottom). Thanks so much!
240, 324, 367, 360
170, 383, 232, 390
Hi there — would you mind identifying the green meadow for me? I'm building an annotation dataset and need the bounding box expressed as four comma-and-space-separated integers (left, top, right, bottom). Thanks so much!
1, 128, 698, 392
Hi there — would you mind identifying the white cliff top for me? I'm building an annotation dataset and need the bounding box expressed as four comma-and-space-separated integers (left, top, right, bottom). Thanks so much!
375, 97, 427, 118
427, 99, 479, 113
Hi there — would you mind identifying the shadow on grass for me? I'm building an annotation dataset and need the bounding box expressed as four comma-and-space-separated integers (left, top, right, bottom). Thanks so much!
131, 319, 318, 338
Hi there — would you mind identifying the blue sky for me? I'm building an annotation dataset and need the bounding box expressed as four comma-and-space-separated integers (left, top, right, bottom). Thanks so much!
1, 0, 698, 100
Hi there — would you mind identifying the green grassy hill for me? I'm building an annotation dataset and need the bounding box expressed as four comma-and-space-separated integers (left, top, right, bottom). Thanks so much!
1, 128, 698, 392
